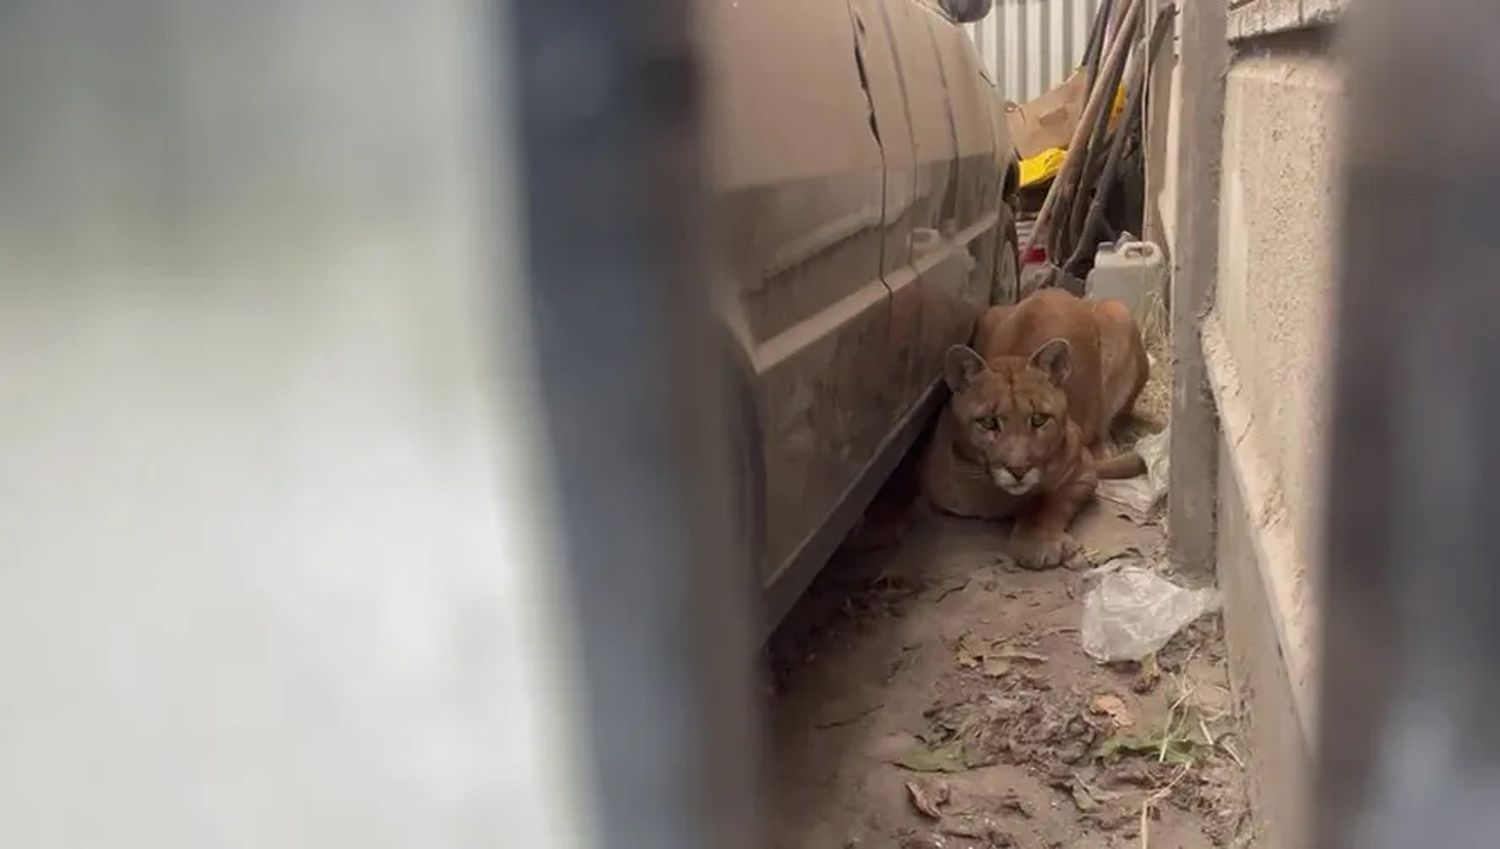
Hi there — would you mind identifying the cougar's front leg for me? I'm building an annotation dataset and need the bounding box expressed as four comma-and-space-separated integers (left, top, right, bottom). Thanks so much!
1010, 475, 1095, 570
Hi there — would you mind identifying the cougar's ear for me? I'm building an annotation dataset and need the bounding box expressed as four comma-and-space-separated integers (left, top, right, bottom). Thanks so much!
944, 345, 988, 393
1028, 338, 1072, 386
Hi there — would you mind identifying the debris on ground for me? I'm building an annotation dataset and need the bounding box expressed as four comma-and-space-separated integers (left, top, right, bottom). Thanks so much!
982, 656, 1013, 678
1131, 653, 1163, 693
905, 779, 950, 819
1080, 562, 1221, 662
894, 744, 968, 774
952, 631, 1050, 678
1091, 693, 1135, 728
940, 814, 1013, 844
771, 493, 1250, 849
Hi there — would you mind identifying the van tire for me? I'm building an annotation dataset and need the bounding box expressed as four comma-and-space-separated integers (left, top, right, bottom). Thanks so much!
993, 203, 1021, 306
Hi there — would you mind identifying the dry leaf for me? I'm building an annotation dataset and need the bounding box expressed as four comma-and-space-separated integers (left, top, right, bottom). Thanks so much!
906, 779, 950, 819
1091, 693, 1135, 728
1069, 781, 1098, 813
999, 649, 1049, 663
955, 633, 985, 669
982, 657, 1012, 678
939, 818, 985, 838
989, 642, 1048, 664
997, 791, 1034, 818
893, 744, 967, 773
941, 816, 1007, 841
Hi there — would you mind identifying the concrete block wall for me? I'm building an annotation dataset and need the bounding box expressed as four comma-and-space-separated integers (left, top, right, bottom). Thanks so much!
1158, 1, 1346, 845
1211, 44, 1340, 732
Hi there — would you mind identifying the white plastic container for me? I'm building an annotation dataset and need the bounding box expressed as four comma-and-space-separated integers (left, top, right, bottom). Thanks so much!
1086, 236, 1166, 324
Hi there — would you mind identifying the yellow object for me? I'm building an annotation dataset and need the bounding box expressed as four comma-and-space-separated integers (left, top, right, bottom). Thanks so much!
1016, 82, 1130, 189
1019, 147, 1066, 188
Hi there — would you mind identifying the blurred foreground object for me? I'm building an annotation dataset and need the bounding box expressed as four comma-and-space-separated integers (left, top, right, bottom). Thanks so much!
0, 1, 750, 847
1320, 0, 1500, 846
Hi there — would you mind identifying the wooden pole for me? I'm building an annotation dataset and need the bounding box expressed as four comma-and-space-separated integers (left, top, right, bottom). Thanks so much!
1020, 0, 1144, 259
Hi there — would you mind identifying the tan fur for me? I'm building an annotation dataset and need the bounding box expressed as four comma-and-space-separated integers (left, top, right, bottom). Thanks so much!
922, 289, 1147, 568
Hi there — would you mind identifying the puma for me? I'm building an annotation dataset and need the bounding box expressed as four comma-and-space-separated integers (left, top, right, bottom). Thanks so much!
921, 288, 1148, 568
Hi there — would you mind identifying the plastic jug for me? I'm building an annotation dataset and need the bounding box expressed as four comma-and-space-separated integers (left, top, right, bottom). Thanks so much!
1086, 236, 1165, 323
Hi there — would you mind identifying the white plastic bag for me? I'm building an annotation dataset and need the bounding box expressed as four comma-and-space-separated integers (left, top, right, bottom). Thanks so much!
1097, 426, 1170, 514
1080, 563, 1220, 662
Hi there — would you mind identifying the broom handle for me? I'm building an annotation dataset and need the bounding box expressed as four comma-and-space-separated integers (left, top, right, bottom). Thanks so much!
1020, 0, 1144, 259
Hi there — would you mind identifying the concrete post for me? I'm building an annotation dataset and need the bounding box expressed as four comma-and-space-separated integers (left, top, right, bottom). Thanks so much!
1167, 0, 1229, 574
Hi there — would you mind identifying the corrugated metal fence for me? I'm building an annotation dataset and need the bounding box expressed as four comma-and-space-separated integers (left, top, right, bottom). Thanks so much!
969, 0, 1103, 103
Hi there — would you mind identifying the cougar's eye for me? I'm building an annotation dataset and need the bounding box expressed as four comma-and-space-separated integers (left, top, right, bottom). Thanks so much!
976, 415, 1000, 432
1030, 413, 1051, 429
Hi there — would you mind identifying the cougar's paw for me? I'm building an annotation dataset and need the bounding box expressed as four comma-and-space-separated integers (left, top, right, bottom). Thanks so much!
1009, 530, 1077, 570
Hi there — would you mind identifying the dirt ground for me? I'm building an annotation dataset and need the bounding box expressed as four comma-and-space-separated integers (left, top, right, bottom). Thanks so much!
765, 501, 1253, 849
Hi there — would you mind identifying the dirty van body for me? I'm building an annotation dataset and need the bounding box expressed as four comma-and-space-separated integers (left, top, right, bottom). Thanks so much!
700, 0, 1020, 634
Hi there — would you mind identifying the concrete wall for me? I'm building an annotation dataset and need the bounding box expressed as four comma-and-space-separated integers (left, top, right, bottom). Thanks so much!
1210, 44, 1340, 736
1158, 1, 1346, 845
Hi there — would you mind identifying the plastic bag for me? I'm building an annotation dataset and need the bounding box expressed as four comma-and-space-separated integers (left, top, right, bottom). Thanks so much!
1080, 563, 1220, 662
1097, 426, 1170, 514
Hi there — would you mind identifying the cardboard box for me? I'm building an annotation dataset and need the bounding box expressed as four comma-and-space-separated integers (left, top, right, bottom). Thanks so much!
1004, 70, 1087, 159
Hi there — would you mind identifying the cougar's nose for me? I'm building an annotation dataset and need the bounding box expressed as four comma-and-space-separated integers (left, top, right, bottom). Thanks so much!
1003, 463, 1030, 480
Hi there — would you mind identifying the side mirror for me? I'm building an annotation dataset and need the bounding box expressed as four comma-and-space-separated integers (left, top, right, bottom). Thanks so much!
940, 0, 994, 25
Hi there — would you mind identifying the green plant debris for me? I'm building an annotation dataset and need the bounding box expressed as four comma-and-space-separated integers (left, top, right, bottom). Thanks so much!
1093, 704, 1213, 766
893, 743, 968, 773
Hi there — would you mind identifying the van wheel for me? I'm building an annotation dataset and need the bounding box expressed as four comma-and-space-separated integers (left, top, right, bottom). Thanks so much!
993, 204, 1020, 305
